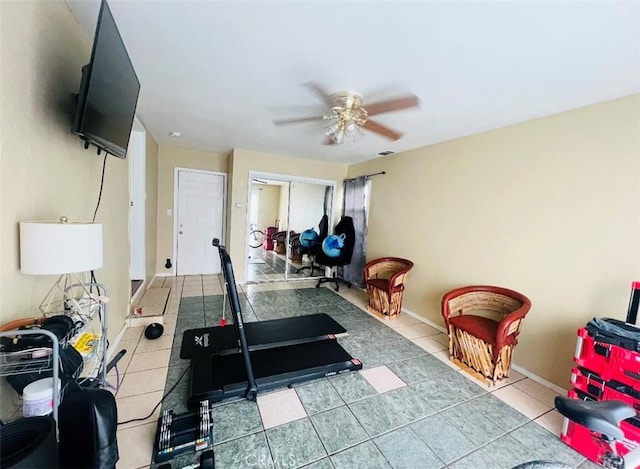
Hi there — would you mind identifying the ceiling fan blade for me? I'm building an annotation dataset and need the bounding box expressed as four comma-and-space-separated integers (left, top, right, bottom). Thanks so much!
362, 119, 403, 141
365, 95, 419, 116
305, 82, 335, 108
273, 115, 326, 126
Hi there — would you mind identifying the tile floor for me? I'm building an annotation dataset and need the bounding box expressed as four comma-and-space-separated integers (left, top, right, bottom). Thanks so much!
112, 276, 598, 469
248, 248, 322, 282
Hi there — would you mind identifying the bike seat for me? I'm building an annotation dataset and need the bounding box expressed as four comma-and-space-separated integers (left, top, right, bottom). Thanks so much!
555, 396, 635, 441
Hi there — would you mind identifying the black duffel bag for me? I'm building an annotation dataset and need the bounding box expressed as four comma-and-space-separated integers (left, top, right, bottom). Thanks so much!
58, 387, 119, 469
586, 317, 640, 352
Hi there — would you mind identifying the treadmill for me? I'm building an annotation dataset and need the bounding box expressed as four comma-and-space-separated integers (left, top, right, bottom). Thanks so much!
180, 314, 346, 358
180, 240, 348, 359
187, 239, 362, 407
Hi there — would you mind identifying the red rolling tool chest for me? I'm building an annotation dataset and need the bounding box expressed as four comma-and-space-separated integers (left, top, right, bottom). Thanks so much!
560, 283, 640, 463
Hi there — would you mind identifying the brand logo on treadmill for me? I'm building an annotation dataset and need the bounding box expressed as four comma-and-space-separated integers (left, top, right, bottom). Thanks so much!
194, 333, 210, 348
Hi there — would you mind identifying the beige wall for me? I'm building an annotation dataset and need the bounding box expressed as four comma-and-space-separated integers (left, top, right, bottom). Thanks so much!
0, 1, 136, 345
145, 133, 159, 285
289, 182, 328, 234
156, 146, 229, 273
228, 149, 348, 281
253, 184, 281, 230
349, 94, 640, 387
278, 185, 289, 231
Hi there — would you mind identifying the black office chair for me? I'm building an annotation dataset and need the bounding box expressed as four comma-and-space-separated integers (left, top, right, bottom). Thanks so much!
296, 214, 329, 276
315, 216, 355, 291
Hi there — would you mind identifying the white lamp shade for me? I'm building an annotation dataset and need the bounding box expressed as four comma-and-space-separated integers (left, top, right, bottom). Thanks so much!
20, 220, 103, 274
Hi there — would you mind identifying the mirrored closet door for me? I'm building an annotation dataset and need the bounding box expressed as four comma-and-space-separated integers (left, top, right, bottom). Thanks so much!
246, 173, 334, 284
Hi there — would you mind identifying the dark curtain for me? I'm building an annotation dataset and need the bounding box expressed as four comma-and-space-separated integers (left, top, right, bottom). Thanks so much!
342, 177, 367, 288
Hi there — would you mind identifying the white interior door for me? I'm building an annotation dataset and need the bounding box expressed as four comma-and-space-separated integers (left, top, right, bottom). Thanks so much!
176, 170, 225, 275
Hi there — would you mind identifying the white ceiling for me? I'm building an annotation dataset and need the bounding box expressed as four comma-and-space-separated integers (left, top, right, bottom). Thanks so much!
66, 1, 640, 164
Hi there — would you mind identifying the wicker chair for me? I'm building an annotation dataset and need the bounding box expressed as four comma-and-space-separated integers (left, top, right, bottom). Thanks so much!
441, 285, 532, 384
272, 231, 289, 255
288, 233, 302, 262
364, 257, 414, 319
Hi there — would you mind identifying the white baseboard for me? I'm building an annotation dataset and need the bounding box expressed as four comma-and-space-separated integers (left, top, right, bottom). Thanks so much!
511, 364, 567, 394
400, 306, 568, 393
130, 280, 147, 305
129, 315, 163, 328
401, 306, 447, 333
107, 321, 129, 361
155, 273, 174, 277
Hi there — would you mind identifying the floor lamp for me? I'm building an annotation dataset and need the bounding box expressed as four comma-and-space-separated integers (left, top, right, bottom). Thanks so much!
20, 217, 103, 315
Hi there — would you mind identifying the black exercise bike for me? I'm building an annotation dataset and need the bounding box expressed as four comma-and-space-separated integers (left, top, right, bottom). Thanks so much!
512, 396, 640, 469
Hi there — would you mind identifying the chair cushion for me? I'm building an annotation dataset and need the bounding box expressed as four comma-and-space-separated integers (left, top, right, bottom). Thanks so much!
366, 278, 390, 291
449, 315, 499, 346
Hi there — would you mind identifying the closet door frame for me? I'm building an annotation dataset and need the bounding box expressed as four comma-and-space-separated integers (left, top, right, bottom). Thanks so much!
245, 171, 337, 284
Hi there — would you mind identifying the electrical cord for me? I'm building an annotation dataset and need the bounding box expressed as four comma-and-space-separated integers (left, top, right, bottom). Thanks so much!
92, 153, 108, 223
89, 270, 103, 324
113, 365, 121, 391
89, 272, 103, 295
117, 364, 192, 426
89, 154, 107, 297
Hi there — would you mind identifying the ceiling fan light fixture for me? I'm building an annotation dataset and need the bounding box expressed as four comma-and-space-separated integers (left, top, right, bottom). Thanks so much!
326, 122, 345, 144
326, 117, 363, 144
344, 120, 359, 136
326, 122, 340, 136
274, 83, 419, 145
326, 122, 339, 143
352, 125, 364, 142
334, 129, 345, 144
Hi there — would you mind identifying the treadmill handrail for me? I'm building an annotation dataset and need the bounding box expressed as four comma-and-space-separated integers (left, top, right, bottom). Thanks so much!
212, 238, 258, 400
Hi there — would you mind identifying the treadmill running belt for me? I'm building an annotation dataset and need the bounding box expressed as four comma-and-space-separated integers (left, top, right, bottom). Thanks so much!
189, 338, 360, 406
180, 313, 346, 359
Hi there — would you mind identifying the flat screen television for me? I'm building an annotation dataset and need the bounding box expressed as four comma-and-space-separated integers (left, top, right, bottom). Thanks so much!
72, 0, 140, 159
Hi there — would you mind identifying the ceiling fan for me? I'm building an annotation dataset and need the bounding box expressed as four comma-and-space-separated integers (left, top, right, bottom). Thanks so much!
273, 82, 420, 145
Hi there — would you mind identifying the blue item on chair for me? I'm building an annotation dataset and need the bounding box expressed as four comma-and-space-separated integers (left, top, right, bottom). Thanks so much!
322, 234, 346, 258
315, 216, 355, 291
300, 229, 319, 248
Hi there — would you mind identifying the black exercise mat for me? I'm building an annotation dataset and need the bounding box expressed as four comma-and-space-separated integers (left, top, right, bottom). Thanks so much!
180, 313, 346, 359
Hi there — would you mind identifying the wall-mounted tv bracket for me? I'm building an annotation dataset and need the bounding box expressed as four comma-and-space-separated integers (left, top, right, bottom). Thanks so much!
82, 139, 104, 156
